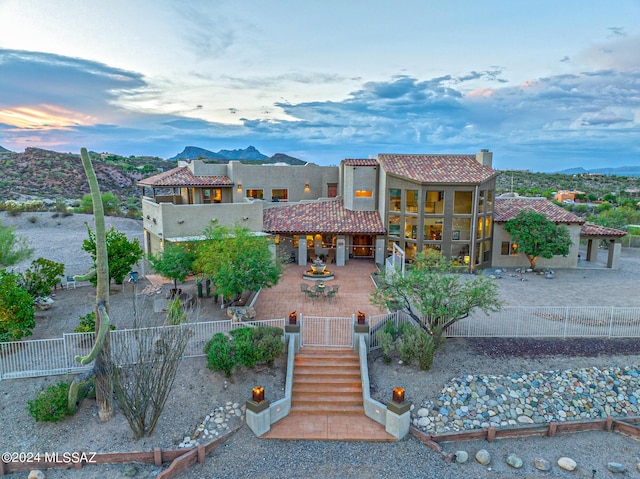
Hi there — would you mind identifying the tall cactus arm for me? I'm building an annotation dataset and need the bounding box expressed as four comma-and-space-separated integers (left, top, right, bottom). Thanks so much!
67, 370, 96, 413
75, 302, 110, 365
73, 270, 96, 282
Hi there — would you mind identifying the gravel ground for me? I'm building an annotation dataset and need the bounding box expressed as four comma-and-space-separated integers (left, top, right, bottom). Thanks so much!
2, 212, 640, 478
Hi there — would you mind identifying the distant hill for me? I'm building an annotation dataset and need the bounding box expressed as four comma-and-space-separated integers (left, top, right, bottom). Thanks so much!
170, 145, 267, 161
0, 145, 12, 153
0, 147, 170, 201
556, 165, 640, 177
169, 145, 306, 165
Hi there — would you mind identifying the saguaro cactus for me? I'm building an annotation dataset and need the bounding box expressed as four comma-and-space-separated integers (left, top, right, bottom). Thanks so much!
68, 148, 113, 421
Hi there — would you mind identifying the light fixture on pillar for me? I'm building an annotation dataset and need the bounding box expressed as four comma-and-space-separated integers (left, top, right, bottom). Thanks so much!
252, 386, 265, 403
289, 311, 297, 325
357, 311, 366, 325
237, 181, 242, 192
392, 387, 405, 403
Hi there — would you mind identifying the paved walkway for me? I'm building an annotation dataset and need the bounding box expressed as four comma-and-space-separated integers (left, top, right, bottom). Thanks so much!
254, 259, 388, 320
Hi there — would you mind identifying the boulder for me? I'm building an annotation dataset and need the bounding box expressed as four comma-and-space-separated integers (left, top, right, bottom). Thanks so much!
557, 457, 577, 471
28, 471, 45, 479
607, 462, 625, 473
475, 449, 491, 465
534, 457, 551, 471
454, 450, 468, 464
506, 453, 523, 469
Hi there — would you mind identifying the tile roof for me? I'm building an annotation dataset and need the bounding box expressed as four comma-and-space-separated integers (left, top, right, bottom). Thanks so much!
494, 197, 585, 224
377, 154, 496, 183
137, 166, 233, 187
263, 199, 386, 234
342, 159, 378, 166
580, 223, 627, 237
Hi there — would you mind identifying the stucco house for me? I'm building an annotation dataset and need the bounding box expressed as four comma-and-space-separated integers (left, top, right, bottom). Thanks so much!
493, 195, 627, 269
138, 149, 498, 271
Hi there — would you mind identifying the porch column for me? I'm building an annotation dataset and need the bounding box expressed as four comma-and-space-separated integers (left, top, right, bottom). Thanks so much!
298, 240, 308, 266
607, 240, 621, 269
375, 237, 385, 265
336, 236, 346, 266
586, 239, 594, 261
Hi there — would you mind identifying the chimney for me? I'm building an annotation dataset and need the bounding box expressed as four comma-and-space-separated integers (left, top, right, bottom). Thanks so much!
476, 149, 493, 168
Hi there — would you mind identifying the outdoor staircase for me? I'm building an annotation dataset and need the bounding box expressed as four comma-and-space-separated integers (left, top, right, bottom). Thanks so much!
290, 347, 363, 415
261, 346, 394, 441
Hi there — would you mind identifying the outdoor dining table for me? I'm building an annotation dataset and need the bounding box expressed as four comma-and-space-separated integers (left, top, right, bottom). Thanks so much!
314, 282, 328, 296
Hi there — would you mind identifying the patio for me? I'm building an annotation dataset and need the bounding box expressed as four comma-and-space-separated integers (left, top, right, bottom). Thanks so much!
253, 260, 387, 320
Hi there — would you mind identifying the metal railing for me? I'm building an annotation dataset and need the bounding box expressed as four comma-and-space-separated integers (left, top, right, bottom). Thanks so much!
300, 314, 354, 347
1, 318, 285, 380
447, 306, 640, 338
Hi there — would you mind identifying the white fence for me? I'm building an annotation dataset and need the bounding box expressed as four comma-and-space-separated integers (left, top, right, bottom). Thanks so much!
368, 306, 640, 350
0, 318, 285, 380
301, 315, 354, 347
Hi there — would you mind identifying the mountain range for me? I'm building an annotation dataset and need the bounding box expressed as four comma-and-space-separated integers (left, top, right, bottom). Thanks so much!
556, 166, 640, 177
169, 146, 305, 165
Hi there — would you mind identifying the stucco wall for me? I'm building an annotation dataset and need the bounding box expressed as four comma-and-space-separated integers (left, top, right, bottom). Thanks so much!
492, 223, 581, 269
343, 165, 377, 211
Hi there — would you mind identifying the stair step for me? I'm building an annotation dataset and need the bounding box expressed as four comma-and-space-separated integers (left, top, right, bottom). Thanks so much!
295, 358, 359, 366
293, 395, 362, 405
294, 367, 359, 375
293, 384, 362, 394
289, 404, 364, 415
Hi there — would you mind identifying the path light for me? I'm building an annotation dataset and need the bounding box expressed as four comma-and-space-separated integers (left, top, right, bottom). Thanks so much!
357, 311, 366, 325
392, 387, 405, 403
252, 386, 265, 403
289, 311, 297, 325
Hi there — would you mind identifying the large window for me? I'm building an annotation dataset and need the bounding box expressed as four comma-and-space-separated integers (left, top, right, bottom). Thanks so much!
452, 217, 471, 241
405, 190, 419, 212
425, 190, 444, 214
388, 215, 401, 236
355, 189, 373, 198
454, 191, 473, 214
271, 189, 288, 202
202, 188, 221, 204
389, 189, 401, 212
247, 189, 264, 200
424, 218, 442, 241
501, 242, 518, 256
327, 184, 338, 198
404, 217, 418, 240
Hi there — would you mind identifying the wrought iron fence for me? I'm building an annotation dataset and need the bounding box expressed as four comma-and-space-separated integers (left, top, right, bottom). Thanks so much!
300, 314, 354, 347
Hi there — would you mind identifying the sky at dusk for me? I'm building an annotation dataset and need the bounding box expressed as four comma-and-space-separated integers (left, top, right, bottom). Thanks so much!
0, 0, 639, 171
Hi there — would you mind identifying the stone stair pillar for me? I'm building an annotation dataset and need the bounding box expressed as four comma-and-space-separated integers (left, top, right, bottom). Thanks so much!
385, 398, 411, 440
353, 313, 370, 354
246, 396, 271, 437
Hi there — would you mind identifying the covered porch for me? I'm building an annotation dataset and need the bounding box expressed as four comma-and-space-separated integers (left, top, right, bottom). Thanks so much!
580, 223, 628, 269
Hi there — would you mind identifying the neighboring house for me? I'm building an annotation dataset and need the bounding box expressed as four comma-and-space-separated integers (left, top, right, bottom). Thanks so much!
493, 195, 627, 269
554, 190, 586, 203
138, 150, 498, 271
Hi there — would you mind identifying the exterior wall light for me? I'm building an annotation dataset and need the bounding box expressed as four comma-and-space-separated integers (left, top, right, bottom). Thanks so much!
252, 386, 265, 403
304, 182, 310, 191
289, 311, 297, 325
357, 311, 366, 325
237, 181, 242, 192
392, 387, 405, 403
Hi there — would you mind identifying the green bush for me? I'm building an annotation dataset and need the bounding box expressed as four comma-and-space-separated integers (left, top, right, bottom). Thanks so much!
74, 311, 115, 333
205, 333, 236, 378
414, 329, 436, 371
378, 330, 394, 363
205, 327, 284, 377
27, 380, 73, 422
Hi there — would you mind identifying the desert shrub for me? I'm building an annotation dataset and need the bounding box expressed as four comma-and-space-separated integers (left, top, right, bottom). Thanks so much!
205, 333, 236, 378
6, 209, 21, 217
74, 311, 115, 333
166, 298, 186, 325
378, 330, 394, 363
253, 326, 284, 367
414, 329, 436, 371
18, 258, 65, 298
230, 327, 257, 368
396, 325, 419, 364
27, 380, 73, 422
205, 327, 283, 376
51, 212, 60, 218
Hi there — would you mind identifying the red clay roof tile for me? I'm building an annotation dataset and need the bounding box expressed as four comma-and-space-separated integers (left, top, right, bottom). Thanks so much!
263, 199, 385, 234
138, 166, 233, 187
377, 154, 496, 183
494, 197, 585, 224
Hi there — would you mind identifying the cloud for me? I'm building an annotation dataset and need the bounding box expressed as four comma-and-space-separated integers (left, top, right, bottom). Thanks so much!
1, 44, 638, 171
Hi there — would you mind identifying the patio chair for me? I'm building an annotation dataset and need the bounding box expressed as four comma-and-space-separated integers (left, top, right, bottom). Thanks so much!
306, 290, 319, 300
66, 275, 76, 289
325, 285, 339, 301
300, 283, 310, 293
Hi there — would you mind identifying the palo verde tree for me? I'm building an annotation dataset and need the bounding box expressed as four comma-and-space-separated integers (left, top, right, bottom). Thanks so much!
503, 209, 572, 270
370, 249, 501, 334
82, 225, 144, 284
195, 222, 282, 302
0, 219, 34, 268
148, 244, 197, 292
